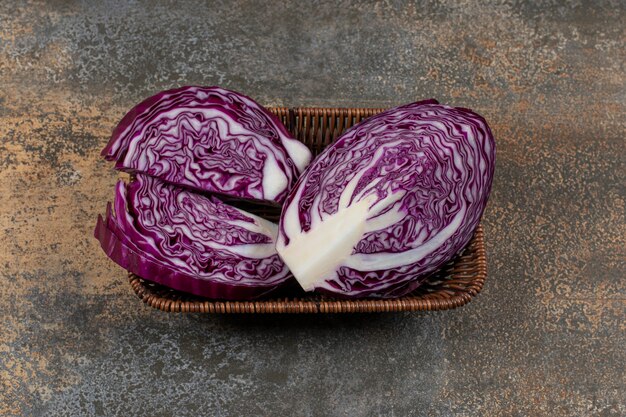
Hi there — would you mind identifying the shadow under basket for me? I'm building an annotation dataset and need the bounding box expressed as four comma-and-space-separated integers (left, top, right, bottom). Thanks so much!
126, 106, 488, 314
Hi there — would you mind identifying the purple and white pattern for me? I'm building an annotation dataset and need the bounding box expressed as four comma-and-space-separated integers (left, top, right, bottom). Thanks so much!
277, 99, 495, 298
102, 86, 311, 203
95, 174, 291, 300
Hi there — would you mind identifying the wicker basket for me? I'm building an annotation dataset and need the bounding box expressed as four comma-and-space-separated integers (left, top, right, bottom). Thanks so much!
126, 106, 488, 313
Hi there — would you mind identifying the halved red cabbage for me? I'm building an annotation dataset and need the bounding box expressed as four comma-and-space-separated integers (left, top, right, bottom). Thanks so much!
95, 174, 291, 299
276, 99, 495, 298
101, 86, 311, 203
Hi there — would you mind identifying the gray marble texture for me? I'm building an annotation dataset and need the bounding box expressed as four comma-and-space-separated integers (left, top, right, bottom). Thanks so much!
1, 0, 624, 416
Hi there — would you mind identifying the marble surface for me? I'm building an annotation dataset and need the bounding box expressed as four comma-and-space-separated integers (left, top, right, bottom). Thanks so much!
1, 1, 624, 415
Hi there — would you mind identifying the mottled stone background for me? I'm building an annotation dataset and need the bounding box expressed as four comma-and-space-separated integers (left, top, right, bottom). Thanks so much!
1, 0, 624, 416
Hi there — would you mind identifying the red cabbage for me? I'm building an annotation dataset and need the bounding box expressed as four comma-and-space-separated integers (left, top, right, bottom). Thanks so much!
95, 174, 291, 299
276, 99, 495, 298
101, 86, 311, 203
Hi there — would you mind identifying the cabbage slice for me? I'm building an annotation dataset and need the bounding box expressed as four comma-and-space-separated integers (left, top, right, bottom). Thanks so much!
95, 174, 292, 299
102, 86, 311, 203
276, 99, 495, 298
